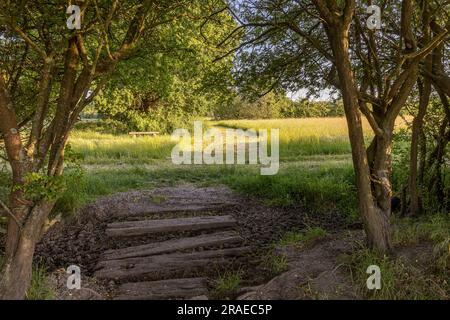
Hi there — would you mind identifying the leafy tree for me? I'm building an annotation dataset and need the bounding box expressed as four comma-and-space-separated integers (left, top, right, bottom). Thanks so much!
94, 3, 237, 133
0, 0, 223, 299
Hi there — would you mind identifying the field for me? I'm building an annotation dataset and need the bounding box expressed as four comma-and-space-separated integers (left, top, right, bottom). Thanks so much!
0, 116, 417, 234
61, 117, 415, 219
61, 118, 363, 217
2, 117, 448, 300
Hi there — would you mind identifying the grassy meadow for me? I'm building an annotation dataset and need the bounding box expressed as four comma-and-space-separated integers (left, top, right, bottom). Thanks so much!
61, 117, 411, 220
60, 118, 360, 219
0, 117, 409, 220
2, 116, 448, 300
71, 117, 374, 164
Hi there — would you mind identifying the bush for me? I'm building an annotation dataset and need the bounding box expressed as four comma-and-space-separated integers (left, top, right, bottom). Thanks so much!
214, 92, 284, 120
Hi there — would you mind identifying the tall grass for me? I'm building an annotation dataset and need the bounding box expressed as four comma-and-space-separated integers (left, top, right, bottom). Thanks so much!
215, 118, 360, 159
69, 130, 175, 164
54, 118, 363, 219
223, 162, 358, 219
26, 265, 55, 300
214, 117, 408, 160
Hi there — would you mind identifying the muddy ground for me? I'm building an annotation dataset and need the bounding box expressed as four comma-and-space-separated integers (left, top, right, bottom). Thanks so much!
32, 184, 355, 299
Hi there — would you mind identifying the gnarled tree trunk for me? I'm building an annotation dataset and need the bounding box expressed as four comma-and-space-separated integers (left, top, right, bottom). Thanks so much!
0, 201, 54, 299
329, 25, 392, 253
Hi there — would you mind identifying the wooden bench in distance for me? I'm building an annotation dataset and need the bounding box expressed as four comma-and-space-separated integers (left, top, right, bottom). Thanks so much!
128, 131, 159, 137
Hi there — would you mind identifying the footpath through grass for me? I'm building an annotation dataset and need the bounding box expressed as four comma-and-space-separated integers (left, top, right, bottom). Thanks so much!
1, 117, 448, 299
57, 118, 362, 222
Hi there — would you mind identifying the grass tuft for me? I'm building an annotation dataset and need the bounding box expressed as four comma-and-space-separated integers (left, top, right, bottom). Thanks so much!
26, 265, 55, 300
340, 246, 449, 300
213, 270, 243, 299
278, 227, 328, 248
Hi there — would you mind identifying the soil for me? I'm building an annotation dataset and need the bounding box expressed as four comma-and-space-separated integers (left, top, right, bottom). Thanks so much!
30, 184, 438, 300
32, 184, 351, 299
237, 232, 364, 300
34, 184, 349, 275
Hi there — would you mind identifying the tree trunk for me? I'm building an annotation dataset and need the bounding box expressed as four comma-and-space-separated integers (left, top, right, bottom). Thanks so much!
329, 26, 391, 253
409, 79, 431, 216
0, 201, 54, 299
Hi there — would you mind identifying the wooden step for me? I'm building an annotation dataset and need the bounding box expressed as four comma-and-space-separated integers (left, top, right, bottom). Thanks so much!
114, 278, 208, 300
94, 246, 251, 281
106, 215, 237, 238
102, 231, 243, 261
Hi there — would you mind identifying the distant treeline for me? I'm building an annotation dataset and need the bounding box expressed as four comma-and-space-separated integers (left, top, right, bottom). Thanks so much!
81, 91, 344, 134
214, 92, 344, 120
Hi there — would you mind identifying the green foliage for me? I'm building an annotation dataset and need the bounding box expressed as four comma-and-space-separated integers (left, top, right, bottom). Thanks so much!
75, 119, 130, 135
341, 247, 449, 300
278, 227, 328, 248
66, 119, 359, 222
26, 265, 54, 300
94, 1, 237, 133
213, 271, 243, 299
214, 93, 345, 120
51, 168, 87, 219
18, 173, 66, 202
392, 127, 412, 191
214, 92, 285, 120
51, 144, 86, 218
281, 99, 345, 118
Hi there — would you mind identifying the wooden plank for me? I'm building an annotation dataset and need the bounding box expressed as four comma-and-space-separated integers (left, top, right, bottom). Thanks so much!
106, 215, 237, 238
114, 278, 208, 300
94, 246, 251, 281
128, 132, 159, 137
102, 231, 242, 261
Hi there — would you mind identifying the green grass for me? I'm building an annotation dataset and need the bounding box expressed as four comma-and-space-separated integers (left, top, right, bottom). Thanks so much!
0, 255, 54, 300
278, 227, 328, 248
393, 214, 450, 272
213, 270, 243, 299
261, 251, 289, 277
26, 265, 55, 300
341, 214, 450, 300
69, 130, 175, 164
340, 247, 449, 300
43, 118, 362, 220
0, 117, 408, 224
214, 118, 358, 159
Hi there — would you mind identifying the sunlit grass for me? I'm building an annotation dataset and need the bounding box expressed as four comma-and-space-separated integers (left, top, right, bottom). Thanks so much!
59, 118, 362, 219
69, 130, 175, 164
70, 117, 369, 163
213, 117, 408, 160
214, 118, 357, 158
